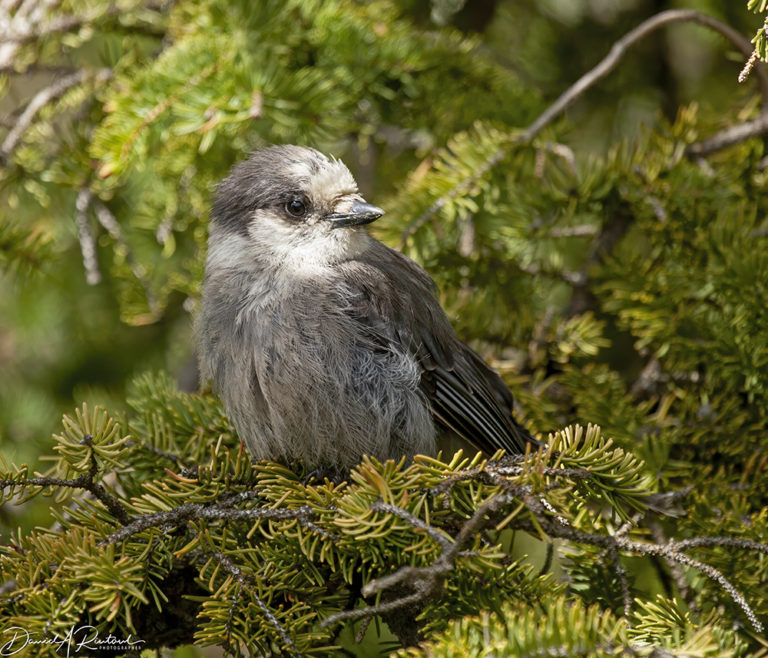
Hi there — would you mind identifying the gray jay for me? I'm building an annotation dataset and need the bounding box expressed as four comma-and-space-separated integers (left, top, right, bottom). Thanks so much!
198, 145, 536, 468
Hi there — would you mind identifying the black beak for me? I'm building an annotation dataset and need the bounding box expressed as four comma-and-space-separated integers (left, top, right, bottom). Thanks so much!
324, 201, 385, 228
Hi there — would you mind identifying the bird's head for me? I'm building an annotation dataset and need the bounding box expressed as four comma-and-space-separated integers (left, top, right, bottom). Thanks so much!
209, 145, 384, 272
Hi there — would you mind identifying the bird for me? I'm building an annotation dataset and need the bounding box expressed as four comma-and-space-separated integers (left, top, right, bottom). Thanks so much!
197, 145, 537, 469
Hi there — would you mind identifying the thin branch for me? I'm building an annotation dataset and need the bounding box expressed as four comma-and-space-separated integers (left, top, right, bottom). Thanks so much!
685, 113, 768, 157
9, 474, 130, 523
401, 10, 768, 241
660, 550, 763, 634
671, 536, 768, 555
192, 537, 304, 657
1, 437, 131, 525
101, 500, 324, 546
74, 187, 100, 285
92, 199, 160, 315
520, 10, 768, 143
322, 589, 425, 627
0, 68, 112, 161
370, 501, 454, 552
607, 544, 633, 618
354, 616, 373, 644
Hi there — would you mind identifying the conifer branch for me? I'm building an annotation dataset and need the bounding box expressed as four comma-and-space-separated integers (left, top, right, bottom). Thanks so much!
510, 513, 766, 634
101, 499, 324, 546
191, 536, 304, 657
0, 436, 131, 525
323, 471, 765, 635
404, 10, 767, 238
519, 10, 768, 143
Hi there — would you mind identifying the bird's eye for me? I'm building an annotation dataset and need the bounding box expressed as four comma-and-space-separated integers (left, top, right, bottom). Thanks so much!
285, 199, 307, 218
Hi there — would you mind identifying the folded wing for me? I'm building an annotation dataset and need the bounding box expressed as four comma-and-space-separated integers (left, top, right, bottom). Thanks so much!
340, 246, 537, 457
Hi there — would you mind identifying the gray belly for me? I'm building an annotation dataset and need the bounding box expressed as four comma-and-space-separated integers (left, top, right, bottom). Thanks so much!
222, 302, 437, 467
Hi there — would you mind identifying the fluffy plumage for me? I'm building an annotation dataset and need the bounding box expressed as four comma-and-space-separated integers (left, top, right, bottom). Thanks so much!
198, 145, 536, 467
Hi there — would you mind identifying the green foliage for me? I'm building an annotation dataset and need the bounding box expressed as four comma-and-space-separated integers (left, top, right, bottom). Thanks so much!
0, 221, 51, 276
398, 595, 747, 657
2, 0, 768, 654
1, 390, 761, 655
0, 387, 766, 654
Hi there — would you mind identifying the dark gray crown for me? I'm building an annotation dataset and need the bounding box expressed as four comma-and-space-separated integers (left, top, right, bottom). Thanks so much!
212, 145, 330, 235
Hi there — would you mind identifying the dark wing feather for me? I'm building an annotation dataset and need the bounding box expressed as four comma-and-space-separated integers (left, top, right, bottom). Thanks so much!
426, 347, 536, 455
340, 245, 537, 457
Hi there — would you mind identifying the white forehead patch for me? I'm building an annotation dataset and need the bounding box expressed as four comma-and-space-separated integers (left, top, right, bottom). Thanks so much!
283, 150, 359, 204
309, 158, 358, 203
285, 157, 318, 181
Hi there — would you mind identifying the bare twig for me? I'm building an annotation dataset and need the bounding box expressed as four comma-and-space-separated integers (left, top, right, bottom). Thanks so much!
354, 616, 373, 644
685, 113, 768, 157
101, 500, 324, 546
608, 544, 633, 618
370, 501, 454, 551
520, 10, 768, 143
92, 199, 160, 315
1, 68, 112, 161
672, 536, 768, 555
74, 187, 100, 285
12, 472, 131, 522
400, 10, 768, 243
